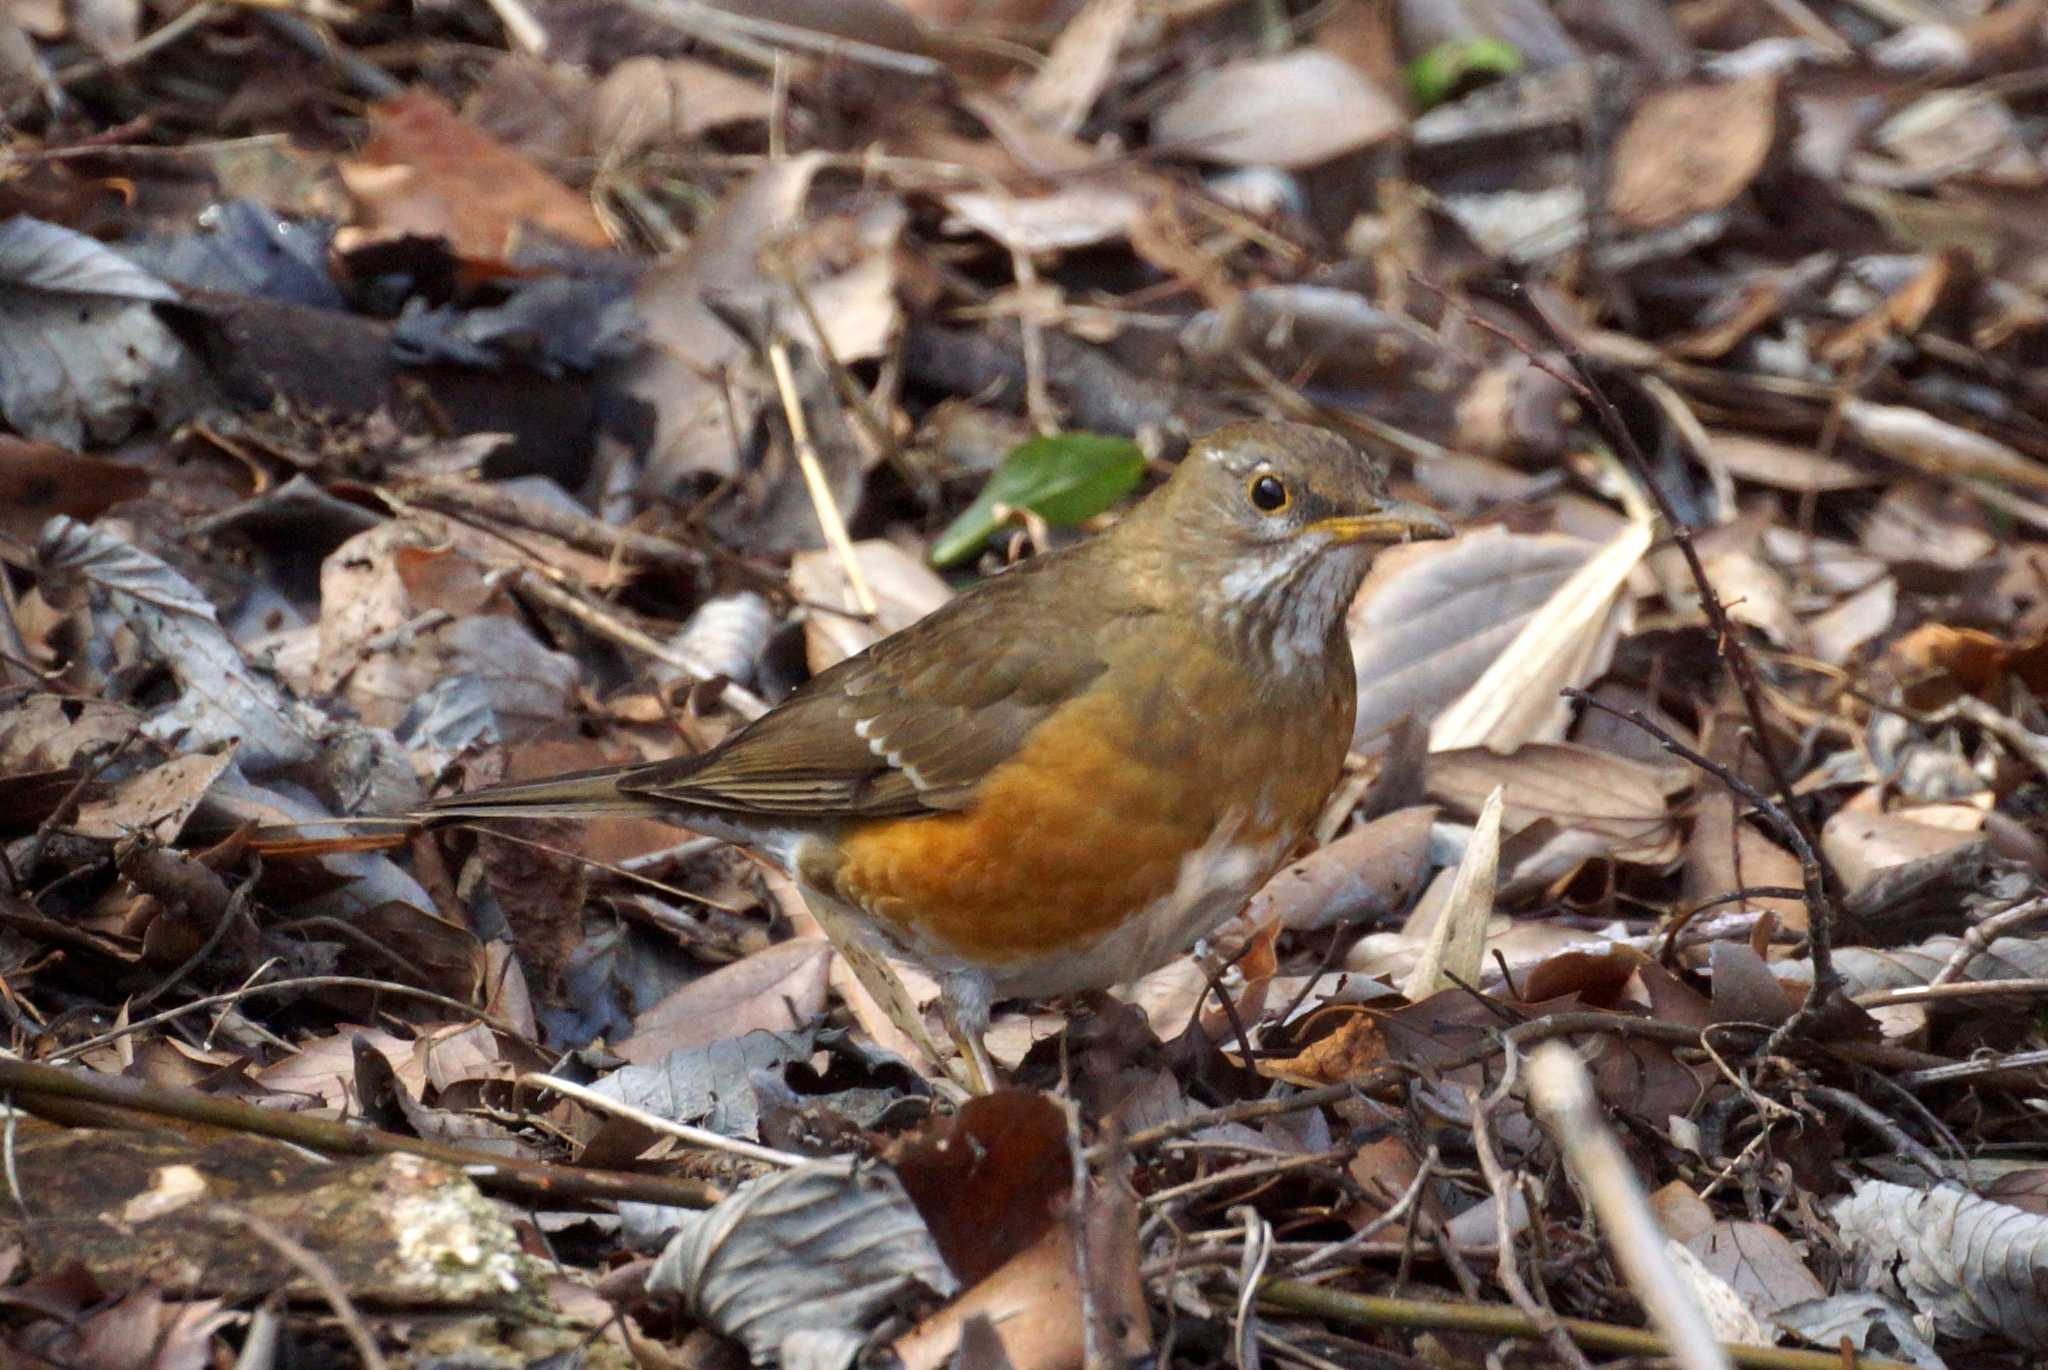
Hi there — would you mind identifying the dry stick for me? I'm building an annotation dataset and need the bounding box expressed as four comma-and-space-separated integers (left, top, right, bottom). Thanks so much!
1566, 691, 1834, 1056
215, 1207, 391, 1370
1804, 1085, 1947, 1181
522, 1072, 805, 1169
512, 569, 769, 719
766, 339, 878, 619
1899, 1045, 2048, 1088
1423, 276, 1842, 1036
388, 478, 706, 579
0, 1056, 722, 1209
1527, 1043, 1735, 1370
1257, 1282, 1916, 1370
1856, 977, 2048, 1009
1467, 1047, 1594, 1370
46, 974, 528, 1064
1928, 895, 2048, 987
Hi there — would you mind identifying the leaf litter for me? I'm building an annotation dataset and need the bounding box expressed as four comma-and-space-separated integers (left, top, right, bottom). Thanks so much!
2, 1, 2048, 1367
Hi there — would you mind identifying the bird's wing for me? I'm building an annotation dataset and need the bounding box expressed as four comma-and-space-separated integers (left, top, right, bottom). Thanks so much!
621, 554, 1112, 819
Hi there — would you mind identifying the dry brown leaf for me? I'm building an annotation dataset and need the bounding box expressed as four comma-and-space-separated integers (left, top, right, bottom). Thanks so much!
1608, 75, 1777, 231
255, 1025, 418, 1108
1152, 48, 1403, 169
1860, 481, 1999, 569
1430, 520, 1648, 753
312, 521, 579, 730
337, 90, 609, 261
1807, 577, 1898, 667
1018, 0, 1136, 135
1889, 622, 2048, 697
1833, 1182, 2048, 1348
1256, 1007, 1389, 1087
944, 181, 1151, 254
1844, 400, 2048, 495
1247, 805, 1435, 932
1428, 744, 1689, 863
1698, 546, 1803, 648
71, 750, 233, 842
1705, 432, 1876, 492
1351, 529, 1612, 749
1822, 806, 1984, 891
587, 56, 775, 161
618, 940, 833, 1065
626, 155, 819, 489
1685, 1219, 1826, 1318
1686, 803, 1807, 934
0, 437, 151, 555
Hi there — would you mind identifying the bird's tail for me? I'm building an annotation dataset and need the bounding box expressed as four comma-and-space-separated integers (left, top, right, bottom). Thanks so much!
414, 763, 679, 824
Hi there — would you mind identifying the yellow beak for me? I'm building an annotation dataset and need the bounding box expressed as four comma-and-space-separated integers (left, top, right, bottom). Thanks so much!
1310, 499, 1453, 545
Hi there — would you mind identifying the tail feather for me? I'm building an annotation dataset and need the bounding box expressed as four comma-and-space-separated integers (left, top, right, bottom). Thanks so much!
416, 764, 678, 823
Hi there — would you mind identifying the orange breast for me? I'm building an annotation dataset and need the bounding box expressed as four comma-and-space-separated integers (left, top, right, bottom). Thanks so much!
820, 680, 1338, 965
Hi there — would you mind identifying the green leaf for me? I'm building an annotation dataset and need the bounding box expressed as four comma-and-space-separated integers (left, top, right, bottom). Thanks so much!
1406, 37, 1522, 110
930, 432, 1146, 567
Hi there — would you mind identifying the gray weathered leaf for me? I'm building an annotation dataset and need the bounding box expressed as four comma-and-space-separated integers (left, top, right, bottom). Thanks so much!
649, 1159, 956, 1370
36, 516, 320, 773
1350, 529, 1613, 749
0, 216, 195, 446
1832, 1181, 2048, 1348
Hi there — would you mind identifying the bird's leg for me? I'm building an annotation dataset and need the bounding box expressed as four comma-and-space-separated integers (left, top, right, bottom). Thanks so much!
941, 972, 999, 1096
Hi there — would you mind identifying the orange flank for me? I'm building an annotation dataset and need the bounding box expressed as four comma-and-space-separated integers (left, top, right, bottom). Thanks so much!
821, 688, 1315, 962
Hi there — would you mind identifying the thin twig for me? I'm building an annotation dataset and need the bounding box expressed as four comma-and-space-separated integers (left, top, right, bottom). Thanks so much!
1527, 1043, 1734, 1370
384, 478, 707, 579
14, 725, 145, 886
215, 1207, 390, 1370
1928, 896, 2048, 987
766, 339, 878, 618
1101, 1012, 1716, 1161
1856, 977, 2048, 1009
1897, 1046, 2048, 1088
1293, 1144, 1436, 1273
0, 1055, 722, 1209
1142, 1148, 1352, 1210
1567, 690, 1837, 1055
48, 974, 526, 1063
521, 1072, 806, 1169
1257, 1281, 1917, 1370
1469, 1046, 1593, 1370
513, 570, 768, 718
1416, 273, 1843, 1037
1805, 1085, 1947, 1181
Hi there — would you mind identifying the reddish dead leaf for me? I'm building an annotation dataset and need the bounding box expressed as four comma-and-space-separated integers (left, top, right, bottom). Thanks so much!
894, 1178, 1150, 1370
889, 1089, 1070, 1287
1889, 622, 2048, 700
0, 437, 150, 553
339, 90, 610, 264
1254, 1005, 1390, 1087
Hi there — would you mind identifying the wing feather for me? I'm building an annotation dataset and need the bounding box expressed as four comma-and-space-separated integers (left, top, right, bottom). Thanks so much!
617, 551, 1111, 819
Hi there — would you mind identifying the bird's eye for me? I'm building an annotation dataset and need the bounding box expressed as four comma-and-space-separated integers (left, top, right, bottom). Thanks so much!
1249, 474, 1289, 513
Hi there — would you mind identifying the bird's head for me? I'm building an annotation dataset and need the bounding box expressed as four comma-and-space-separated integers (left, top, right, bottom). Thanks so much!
1120, 422, 1452, 656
